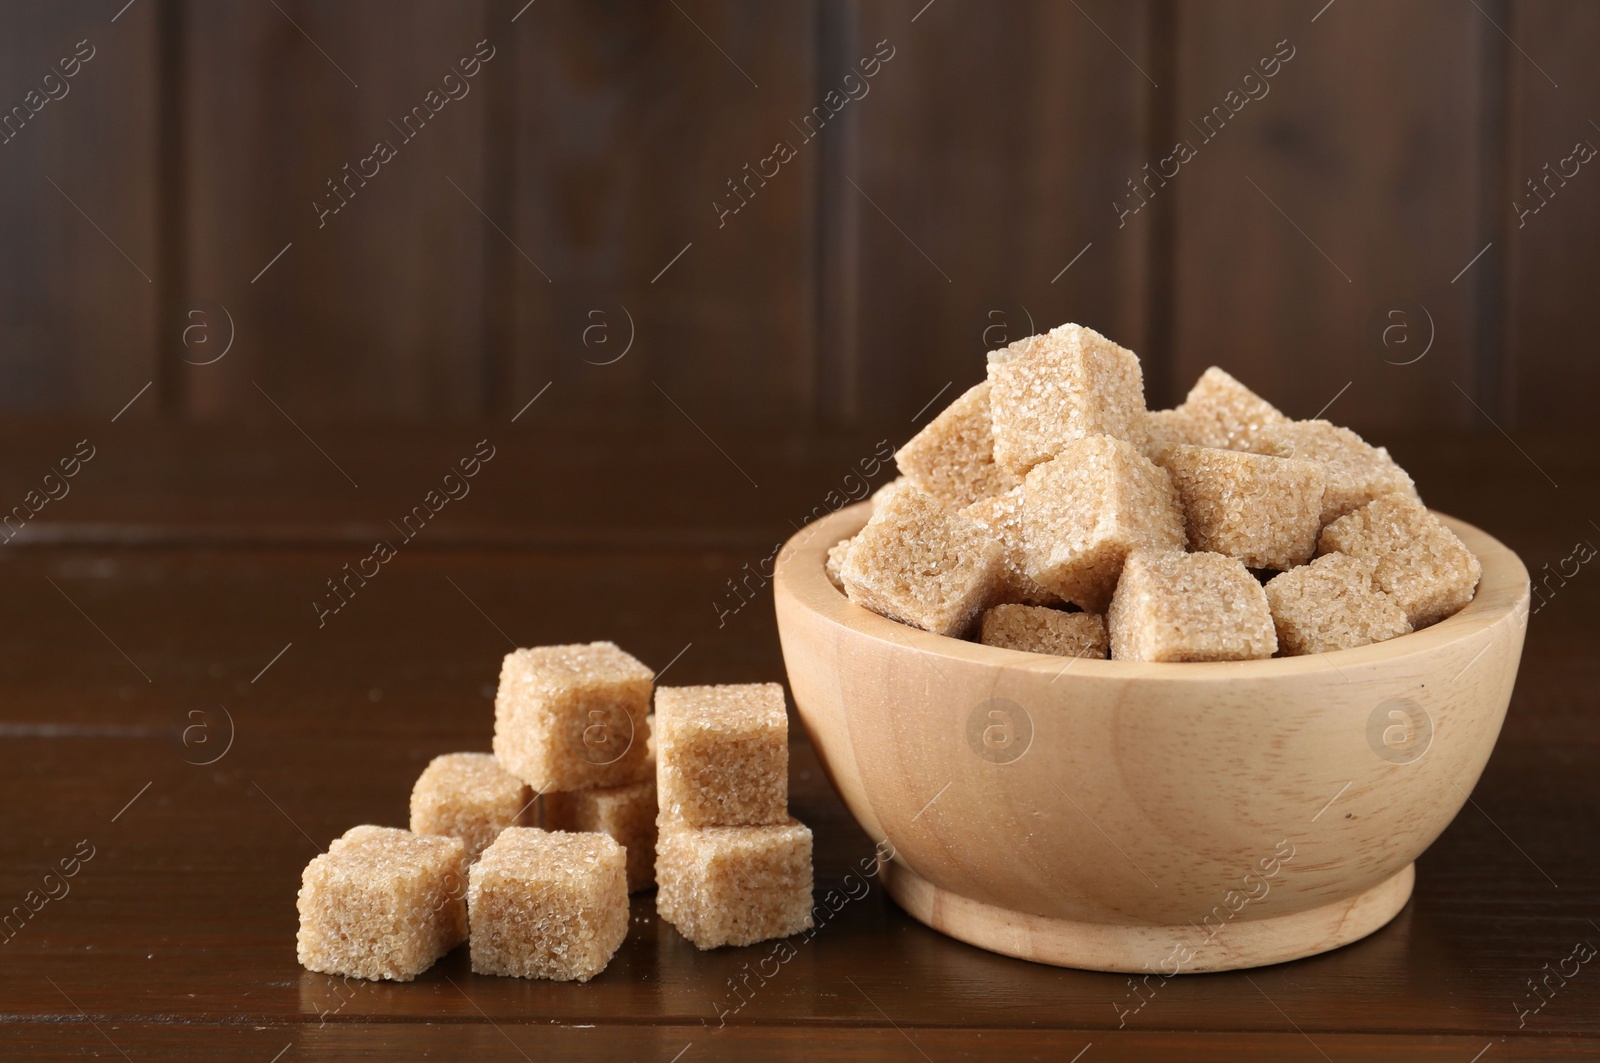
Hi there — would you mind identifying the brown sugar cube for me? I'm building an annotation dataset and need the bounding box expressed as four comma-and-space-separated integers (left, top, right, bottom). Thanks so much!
645, 713, 657, 760
824, 536, 852, 592
409, 753, 534, 862
1022, 434, 1186, 613
979, 605, 1108, 659
544, 777, 658, 892
1166, 366, 1289, 450
656, 683, 787, 827
655, 820, 813, 949
895, 381, 1020, 507
985, 327, 1055, 375
1154, 444, 1326, 571
493, 642, 654, 792
1317, 494, 1482, 628
1247, 418, 1419, 524
468, 827, 628, 981
1108, 549, 1278, 662
1140, 407, 1211, 455
870, 476, 912, 510
989, 323, 1148, 475
297, 825, 467, 982
1263, 553, 1412, 655
840, 484, 1006, 637
962, 486, 1061, 606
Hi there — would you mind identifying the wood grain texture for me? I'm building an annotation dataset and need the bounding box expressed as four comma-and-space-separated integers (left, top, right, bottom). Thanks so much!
0, 420, 902, 552
0, 430, 1594, 1061
0, 0, 160, 415
507, 0, 819, 423
1504, 0, 1600, 429
1169, 0, 1494, 436
13, 1027, 1600, 1063
178, 0, 493, 420
7, 1025, 1600, 1062
1, 2, 1598, 434
840, 0, 1160, 421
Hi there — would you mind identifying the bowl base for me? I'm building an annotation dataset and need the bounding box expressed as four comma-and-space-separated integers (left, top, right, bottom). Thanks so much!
880, 860, 1414, 973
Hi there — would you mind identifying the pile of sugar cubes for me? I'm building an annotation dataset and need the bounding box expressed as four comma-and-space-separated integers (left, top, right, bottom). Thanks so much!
829, 323, 1482, 661
296, 641, 812, 984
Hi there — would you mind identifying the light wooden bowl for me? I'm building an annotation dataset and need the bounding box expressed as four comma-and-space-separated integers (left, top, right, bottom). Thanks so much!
774, 502, 1529, 972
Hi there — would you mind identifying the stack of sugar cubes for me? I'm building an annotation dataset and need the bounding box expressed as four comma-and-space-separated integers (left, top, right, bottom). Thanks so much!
653, 683, 814, 948
830, 322, 1481, 661
297, 641, 812, 985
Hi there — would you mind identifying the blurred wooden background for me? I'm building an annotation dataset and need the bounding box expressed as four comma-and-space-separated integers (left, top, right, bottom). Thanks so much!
0, 0, 1592, 433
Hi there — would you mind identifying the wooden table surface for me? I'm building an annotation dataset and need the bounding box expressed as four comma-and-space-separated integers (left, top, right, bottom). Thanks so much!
1, 421, 1596, 1061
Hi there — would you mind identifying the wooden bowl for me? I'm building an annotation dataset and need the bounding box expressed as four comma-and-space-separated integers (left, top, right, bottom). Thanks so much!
773, 502, 1529, 972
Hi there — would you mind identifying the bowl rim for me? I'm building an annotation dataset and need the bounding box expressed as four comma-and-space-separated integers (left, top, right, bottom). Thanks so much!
773, 501, 1531, 681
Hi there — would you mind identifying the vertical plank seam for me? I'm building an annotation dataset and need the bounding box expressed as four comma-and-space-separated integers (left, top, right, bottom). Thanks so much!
1144, 0, 1178, 408
814, 0, 861, 424
1480, 0, 1512, 428
155, 0, 188, 419
483, 0, 515, 418
795, 0, 821, 426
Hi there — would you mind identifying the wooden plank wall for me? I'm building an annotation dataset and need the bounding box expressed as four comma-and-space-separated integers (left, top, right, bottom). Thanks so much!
0, 0, 161, 414
843, 0, 1157, 420
507, 0, 819, 423
180, 0, 494, 420
1504, 0, 1600, 429
1170, 0, 1496, 435
0, 0, 1590, 431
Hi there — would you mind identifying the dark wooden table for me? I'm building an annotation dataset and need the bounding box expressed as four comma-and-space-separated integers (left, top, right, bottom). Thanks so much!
1, 421, 1596, 1061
